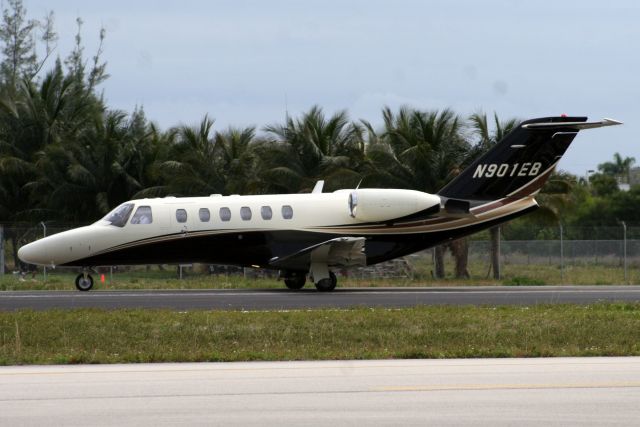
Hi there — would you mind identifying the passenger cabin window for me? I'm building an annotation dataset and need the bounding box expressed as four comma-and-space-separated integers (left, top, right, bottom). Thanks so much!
199, 208, 210, 222
219, 207, 231, 222
176, 209, 187, 223
261, 206, 272, 220
103, 203, 134, 227
240, 206, 252, 221
131, 206, 153, 224
282, 205, 293, 220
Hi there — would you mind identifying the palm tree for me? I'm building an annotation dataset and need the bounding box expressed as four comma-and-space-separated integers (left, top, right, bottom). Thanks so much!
126, 112, 175, 199
366, 107, 468, 191
533, 171, 579, 221
0, 64, 102, 264
598, 152, 635, 184
31, 109, 145, 222
155, 115, 228, 197
258, 106, 364, 193
214, 126, 259, 194
368, 106, 469, 278
468, 112, 518, 280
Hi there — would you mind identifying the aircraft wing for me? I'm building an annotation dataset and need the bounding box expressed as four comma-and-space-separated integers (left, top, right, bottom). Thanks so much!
269, 237, 366, 271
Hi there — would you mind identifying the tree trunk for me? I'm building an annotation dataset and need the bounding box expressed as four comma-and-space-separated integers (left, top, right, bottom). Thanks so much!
9, 232, 20, 272
449, 238, 470, 279
434, 245, 446, 279
490, 226, 501, 280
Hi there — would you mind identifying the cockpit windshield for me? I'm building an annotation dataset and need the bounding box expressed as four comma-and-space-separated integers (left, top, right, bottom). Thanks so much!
102, 203, 134, 227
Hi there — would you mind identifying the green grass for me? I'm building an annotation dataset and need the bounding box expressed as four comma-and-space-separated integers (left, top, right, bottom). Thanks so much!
2, 260, 638, 291
2, 303, 640, 365
0, 272, 284, 291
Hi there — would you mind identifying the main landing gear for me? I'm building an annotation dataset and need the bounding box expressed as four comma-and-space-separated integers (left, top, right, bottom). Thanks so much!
281, 269, 338, 292
283, 271, 306, 290
314, 271, 337, 292
75, 272, 94, 291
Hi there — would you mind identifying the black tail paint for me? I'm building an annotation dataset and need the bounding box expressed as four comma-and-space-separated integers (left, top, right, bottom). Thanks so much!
438, 116, 587, 201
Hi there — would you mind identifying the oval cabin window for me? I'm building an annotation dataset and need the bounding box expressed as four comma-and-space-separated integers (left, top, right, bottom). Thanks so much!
240, 206, 252, 221
261, 206, 272, 220
219, 207, 231, 222
176, 209, 187, 223
199, 208, 210, 222
282, 205, 293, 220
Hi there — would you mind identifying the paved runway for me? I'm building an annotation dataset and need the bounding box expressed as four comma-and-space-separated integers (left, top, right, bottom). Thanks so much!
1, 286, 640, 310
1, 357, 638, 426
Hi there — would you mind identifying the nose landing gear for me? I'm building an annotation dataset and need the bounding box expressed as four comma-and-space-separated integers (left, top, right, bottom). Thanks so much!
75, 272, 94, 291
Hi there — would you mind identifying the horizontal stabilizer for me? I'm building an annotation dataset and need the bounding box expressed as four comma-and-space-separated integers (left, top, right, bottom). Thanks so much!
522, 118, 622, 130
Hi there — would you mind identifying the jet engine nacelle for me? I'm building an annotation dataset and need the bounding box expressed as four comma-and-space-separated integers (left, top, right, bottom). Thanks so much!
347, 189, 441, 222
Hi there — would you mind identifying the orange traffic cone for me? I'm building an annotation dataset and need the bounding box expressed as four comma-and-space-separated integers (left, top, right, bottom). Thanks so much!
100, 274, 105, 283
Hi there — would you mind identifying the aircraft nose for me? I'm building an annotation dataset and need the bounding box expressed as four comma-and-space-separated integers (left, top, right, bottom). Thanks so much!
17, 240, 49, 266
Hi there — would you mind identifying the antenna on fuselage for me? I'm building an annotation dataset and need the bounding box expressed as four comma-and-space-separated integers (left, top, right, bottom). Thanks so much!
355, 179, 363, 190
312, 180, 324, 194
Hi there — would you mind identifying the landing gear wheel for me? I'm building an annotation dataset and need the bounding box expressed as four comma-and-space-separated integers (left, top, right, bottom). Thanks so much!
75, 273, 94, 291
284, 272, 306, 290
315, 271, 337, 292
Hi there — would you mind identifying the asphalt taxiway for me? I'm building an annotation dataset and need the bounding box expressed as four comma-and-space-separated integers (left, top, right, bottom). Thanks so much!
1, 286, 640, 310
1, 357, 639, 426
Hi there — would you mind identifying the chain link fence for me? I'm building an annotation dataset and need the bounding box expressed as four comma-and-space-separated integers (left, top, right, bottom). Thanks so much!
2, 223, 639, 285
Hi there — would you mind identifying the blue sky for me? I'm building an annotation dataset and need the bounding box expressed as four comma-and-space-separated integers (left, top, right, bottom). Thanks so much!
27, 0, 637, 175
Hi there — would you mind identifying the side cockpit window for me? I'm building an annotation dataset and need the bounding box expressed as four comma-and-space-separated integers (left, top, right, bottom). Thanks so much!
103, 203, 134, 227
131, 206, 153, 224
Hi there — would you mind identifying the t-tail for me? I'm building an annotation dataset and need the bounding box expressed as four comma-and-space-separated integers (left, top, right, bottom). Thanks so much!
438, 116, 622, 202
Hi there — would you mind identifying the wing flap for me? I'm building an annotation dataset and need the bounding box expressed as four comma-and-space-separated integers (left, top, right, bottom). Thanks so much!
269, 237, 366, 271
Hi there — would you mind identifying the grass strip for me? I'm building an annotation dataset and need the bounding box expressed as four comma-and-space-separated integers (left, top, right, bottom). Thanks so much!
2, 303, 640, 365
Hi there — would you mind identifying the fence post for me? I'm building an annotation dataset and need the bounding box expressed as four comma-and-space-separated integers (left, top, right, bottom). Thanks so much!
0, 225, 4, 276
622, 221, 628, 284
559, 223, 564, 283
491, 226, 501, 280
40, 222, 47, 281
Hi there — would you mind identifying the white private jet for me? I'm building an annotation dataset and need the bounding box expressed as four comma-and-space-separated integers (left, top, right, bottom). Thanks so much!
18, 116, 621, 291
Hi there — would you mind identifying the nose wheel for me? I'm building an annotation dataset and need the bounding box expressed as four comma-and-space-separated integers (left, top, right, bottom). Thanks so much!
75, 273, 94, 291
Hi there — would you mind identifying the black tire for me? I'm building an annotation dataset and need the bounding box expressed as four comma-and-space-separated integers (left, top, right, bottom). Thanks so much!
75, 273, 94, 291
315, 271, 337, 292
284, 272, 306, 290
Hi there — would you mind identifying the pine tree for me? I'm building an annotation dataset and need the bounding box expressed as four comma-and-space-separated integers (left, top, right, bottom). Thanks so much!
0, 0, 38, 90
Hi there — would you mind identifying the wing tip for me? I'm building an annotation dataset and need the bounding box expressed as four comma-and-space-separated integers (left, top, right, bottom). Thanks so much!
602, 118, 623, 126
